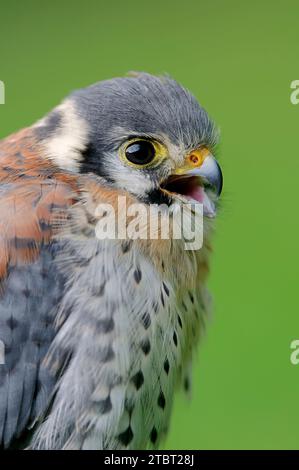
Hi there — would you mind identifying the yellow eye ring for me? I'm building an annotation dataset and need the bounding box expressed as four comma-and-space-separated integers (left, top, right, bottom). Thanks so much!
119, 137, 167, 169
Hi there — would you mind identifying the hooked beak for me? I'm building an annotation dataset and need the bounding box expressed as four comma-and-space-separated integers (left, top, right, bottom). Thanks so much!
184, 154, 223, 197
160, 148, 223, 217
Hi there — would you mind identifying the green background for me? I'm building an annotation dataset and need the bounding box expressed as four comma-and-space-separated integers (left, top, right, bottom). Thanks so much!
0, 0, 298, 450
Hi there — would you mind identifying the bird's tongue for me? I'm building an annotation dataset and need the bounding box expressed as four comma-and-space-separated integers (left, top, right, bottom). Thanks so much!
186, 185, 205, 203
185, 186, 216, 217
161, 175, 216, 217
163, 175, 205, 202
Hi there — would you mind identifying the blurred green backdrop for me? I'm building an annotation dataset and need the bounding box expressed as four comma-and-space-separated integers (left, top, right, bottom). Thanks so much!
0, 0, 298, 450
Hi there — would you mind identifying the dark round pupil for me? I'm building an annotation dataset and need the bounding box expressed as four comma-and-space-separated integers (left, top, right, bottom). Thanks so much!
125, 141, 155, 165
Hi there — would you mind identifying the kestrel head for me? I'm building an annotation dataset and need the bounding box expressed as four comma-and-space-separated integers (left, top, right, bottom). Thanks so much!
35, 72, 223, 217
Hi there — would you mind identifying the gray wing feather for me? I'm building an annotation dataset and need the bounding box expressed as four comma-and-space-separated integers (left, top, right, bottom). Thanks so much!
0, 245, 66, 448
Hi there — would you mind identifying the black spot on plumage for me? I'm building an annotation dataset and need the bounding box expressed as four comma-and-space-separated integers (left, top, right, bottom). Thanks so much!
96, 317, 114, 333
118, 426, 134, 446
6, 317, 18, 330
164, 358, 170, 375
161, 260, 165, 271
121, 240, 132, 253
189, 291, 194, 303
131, 370, 144, 390
153, 301, 159, 314
150, 426, 158, 444
158, 391, 166, 409
173, 331, 178, 347
98, 395, 112, 414
177, 314, 183, 329
134, 268, 142, 284
162, 282, 170, 297
160, 291, 165, 307
141, 338, 151, 355
18, 173, 31, 179
141, 311, 151, 329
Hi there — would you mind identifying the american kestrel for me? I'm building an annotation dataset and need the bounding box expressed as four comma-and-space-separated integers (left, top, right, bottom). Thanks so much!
0, 73, 222, 449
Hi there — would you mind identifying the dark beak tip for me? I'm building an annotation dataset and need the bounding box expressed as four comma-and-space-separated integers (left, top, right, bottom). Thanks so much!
216, 160, 223, 197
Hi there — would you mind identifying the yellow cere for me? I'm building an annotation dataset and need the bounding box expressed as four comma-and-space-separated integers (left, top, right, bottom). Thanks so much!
174, 147, 210, 175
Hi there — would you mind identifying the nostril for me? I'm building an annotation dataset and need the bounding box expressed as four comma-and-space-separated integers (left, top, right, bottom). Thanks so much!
188, 153, 204, 167
190, 154, 199, 165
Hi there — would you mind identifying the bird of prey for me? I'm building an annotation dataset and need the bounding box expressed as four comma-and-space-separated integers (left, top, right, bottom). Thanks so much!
0, 73, 222, 449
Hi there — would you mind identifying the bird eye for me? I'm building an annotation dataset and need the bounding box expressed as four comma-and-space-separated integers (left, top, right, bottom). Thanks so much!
124, 140, 156, 166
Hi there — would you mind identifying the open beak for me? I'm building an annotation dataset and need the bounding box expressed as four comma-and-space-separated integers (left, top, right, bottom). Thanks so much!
160, 148, 223, 217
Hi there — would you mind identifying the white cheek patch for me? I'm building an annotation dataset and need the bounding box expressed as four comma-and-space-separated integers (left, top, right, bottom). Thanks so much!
35, 100, 89, 172
108, 158, 154, 196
